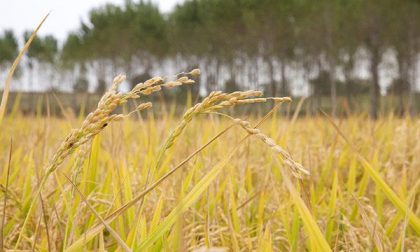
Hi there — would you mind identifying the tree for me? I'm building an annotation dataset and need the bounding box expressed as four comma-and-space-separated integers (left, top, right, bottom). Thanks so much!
389, 0, 420, 115
73, 64, 89, 93
57, 0, 420, 117
61, 33, 85, 68
0, 30, 19, 73
61, 1, 167, 93
96, 78, 107, 95
24, 32, 58, 89
359, 0, 391, 119
73, 76, 89, 93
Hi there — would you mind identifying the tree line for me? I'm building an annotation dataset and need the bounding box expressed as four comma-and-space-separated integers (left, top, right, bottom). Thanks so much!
1, 0, 420, 118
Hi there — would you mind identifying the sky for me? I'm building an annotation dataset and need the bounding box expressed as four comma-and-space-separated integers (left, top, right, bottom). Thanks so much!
0, 0, 184, 41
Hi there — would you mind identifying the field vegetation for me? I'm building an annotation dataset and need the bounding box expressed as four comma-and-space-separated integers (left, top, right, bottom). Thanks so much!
0, 70, 419, 251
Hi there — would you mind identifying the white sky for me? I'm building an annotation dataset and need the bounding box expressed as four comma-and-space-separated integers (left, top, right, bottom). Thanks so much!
0, 0, 184, 41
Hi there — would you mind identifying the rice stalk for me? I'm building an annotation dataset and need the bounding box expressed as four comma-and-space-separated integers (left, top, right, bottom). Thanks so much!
64, 125, 235, 251
322, 111, 420, 235
0, 140, 12, 251
276, 159, 332, 252
14, 72, 197, 249
153, 90, 283, 170
138, 140, 243, 250
66, 93, 288, 250
63, 174, 132, 252
231, 116, 309, 178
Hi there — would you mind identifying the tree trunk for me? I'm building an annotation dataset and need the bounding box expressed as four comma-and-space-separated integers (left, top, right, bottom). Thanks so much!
253, 57, 259, 90
215, 59, 220, 90
247, 59, 253, 90
370, 47, 381, 120
409, 55, 417, 116
328, 57, 337, 117
323, 4, 337, 117
343, 54, 354, 110
279, 60, 288, 97
204, 61, 213, 93
396, 52, 407, 116
28, 60, 34, 90
266, 57, 276, 97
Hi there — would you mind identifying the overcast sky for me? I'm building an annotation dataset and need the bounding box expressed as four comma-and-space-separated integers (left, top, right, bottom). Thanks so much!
0, 0, 184, 41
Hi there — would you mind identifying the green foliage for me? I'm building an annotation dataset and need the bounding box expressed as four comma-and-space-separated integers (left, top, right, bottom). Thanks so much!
0, 30, 18, 67
61, 2, 167, 68
61, 33, 84, 67
24, 32, 58, 64
2, 0, 420, 115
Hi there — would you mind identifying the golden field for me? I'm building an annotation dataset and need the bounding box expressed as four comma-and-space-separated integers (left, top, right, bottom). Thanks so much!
1, 5, 420, 250
1, 102, 419, 251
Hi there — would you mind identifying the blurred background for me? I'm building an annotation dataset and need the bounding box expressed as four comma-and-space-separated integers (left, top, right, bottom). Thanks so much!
1, 0, 420, 118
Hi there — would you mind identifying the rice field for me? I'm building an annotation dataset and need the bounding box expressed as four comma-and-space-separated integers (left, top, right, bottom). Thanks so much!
0, 71, 419, 251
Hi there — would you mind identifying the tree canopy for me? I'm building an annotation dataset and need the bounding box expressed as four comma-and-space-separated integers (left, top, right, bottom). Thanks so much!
0, 30, 18, 68
3, 0, 420, 117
